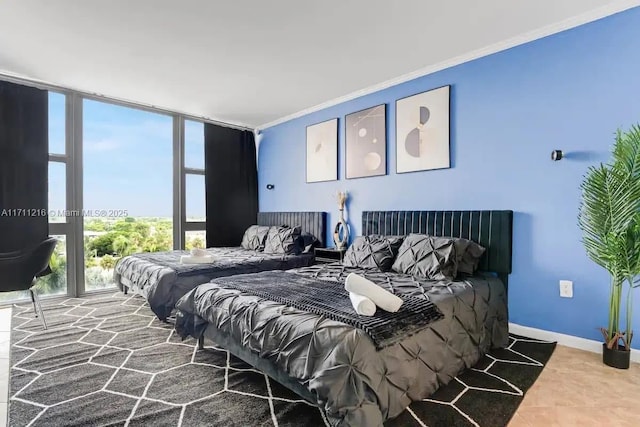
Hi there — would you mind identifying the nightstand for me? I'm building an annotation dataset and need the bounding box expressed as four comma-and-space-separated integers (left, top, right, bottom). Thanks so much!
314, 247, 347, 264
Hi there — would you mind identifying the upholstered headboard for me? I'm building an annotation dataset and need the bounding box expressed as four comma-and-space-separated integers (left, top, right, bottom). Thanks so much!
362, 210, 513, 283
257, 211, 328, 247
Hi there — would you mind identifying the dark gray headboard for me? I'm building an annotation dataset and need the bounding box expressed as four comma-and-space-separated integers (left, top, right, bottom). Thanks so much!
257, 211, 328, 247
362, 210, 513, 280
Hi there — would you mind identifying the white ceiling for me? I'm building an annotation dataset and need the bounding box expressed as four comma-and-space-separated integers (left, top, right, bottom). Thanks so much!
0, 0, 637, 129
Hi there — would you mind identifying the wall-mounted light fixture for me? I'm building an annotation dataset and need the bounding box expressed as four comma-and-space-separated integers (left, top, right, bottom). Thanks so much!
551, 150, 563, 161
266, 184, 275, 190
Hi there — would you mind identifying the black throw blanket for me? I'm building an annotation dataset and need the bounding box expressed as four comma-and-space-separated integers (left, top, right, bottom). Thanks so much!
210, 271, 444, 349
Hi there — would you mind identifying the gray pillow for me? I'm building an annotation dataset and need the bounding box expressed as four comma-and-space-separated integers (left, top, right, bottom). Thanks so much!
263, 226, 302, 254
452, 238, 486, 275
241, 225, 270, 251
343, 235, 404, 271
392, 234, 458, 280
300, 232, 319, 253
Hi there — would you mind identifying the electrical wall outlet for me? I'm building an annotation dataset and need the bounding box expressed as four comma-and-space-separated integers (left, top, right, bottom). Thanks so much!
559, 280, 573, 298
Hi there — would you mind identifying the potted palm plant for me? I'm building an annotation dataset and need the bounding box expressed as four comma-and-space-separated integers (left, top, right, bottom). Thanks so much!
578, 125, 640, 369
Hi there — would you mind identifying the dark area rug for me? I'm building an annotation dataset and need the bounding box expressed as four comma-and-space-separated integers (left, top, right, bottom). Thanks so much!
8, 293, 555, 427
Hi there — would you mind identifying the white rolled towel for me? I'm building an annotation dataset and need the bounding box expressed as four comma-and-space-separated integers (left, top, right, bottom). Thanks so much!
344, 273, 403, 313
180, 255, 215, 264
190, 248, 208, 257
348, 292, 376, 316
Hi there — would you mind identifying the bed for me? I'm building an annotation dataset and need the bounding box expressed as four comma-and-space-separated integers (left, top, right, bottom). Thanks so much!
113, 211, 327, 320
174, 210, 513, 426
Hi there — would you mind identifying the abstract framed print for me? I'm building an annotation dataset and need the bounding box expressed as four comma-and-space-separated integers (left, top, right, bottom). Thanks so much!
306, 118, 338, 183
345, 104, 386, 179
396, 85, 450, 173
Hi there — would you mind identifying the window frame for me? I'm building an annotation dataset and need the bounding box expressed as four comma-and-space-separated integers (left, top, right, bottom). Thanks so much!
0, 74, 249, 304
180, 118, 206, 249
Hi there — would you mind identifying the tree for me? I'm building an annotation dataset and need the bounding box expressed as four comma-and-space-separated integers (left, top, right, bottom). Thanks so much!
127, 232, 144, 251
100, 254, 118, 270
142, 229, 172, 253
88, 233, 116, 257
132, 222, 151, 237
113, 235, 131, 256
112, 219, 150, 238
186, 237, 205, 250
85, 219, 105, 232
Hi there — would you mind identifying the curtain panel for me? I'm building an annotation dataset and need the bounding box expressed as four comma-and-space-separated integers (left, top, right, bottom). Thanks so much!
204, 125, 257, 247
0, 81, 49, 252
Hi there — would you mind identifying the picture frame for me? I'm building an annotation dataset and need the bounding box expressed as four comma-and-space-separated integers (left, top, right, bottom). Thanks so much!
395, 85, 450, 174
345, 104, 387, 179
306, 118, 338, 183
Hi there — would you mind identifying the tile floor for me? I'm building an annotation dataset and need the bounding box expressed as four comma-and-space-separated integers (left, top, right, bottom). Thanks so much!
509, 344, 640, 427
0, 306, 638, 427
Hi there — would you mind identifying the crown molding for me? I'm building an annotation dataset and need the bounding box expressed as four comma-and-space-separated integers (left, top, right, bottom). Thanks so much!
258, 1, 640, 131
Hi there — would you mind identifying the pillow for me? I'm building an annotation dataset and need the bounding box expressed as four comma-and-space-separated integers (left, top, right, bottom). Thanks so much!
299, 232, 319, 253
392, 234, 458, 280
264, 226, 302, 254
452, 238, 486, 275
240, 225, 271, 251
343, 235, 404, 271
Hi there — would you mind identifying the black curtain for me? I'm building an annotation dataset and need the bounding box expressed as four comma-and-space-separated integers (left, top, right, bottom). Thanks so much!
0, 81, 49, 253
204, 124, 258, 247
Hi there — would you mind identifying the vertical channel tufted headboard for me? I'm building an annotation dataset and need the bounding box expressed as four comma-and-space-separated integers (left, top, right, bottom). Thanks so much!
362, 210, 513, 284
257, 211, 328, 247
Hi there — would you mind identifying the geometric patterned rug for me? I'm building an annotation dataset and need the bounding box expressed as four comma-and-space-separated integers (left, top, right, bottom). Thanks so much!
7, 292, 556, 427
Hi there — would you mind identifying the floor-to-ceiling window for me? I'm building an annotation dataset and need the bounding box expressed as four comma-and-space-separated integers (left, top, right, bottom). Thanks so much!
0, 79, 227, 304
183, 120, 206, 249
82, 99, 174, 291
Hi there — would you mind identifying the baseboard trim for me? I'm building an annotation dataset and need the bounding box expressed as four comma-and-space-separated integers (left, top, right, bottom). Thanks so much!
509, 323, 640, 363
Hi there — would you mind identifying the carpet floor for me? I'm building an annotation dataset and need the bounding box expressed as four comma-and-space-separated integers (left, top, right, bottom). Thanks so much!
8, 292, 555, 427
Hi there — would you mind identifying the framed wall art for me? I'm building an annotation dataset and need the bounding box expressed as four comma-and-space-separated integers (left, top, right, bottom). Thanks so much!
345, 104, 386, 179
306, 118, 338, 183
396, 85, 450, 173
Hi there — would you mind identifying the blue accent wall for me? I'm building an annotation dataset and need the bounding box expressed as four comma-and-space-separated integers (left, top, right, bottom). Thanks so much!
258, 8, 640, 348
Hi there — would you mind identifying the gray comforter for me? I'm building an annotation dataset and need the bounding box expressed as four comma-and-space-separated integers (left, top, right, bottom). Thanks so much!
175, 263, 509, 426
113, 247, 314, 320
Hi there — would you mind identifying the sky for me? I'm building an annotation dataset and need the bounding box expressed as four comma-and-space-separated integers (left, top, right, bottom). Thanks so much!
48, 92, 205, 219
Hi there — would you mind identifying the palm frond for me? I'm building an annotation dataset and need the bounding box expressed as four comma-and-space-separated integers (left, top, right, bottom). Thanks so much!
578, 125, 640, 342
612, 125, 640, 178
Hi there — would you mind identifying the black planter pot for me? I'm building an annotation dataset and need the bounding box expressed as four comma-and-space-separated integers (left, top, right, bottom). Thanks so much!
602, 343, 631, 369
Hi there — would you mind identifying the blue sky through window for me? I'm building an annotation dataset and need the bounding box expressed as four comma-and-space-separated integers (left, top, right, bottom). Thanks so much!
48, 92, 65, 154
48, 93, 206, 219
185, 119, 205, 169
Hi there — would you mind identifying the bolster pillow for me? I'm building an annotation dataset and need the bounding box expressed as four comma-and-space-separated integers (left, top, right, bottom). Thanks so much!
344, 273, 403, 313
